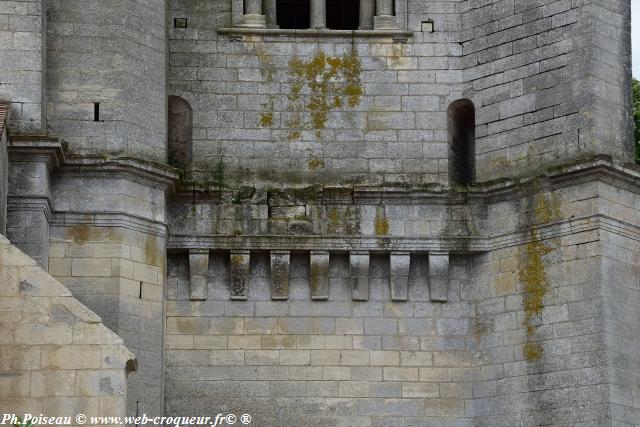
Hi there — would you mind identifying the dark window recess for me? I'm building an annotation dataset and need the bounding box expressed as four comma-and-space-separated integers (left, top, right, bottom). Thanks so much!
448, 99, 475, 186
139, 281, 143, 299
93, 102, 100, 121
168, 96, 193, 174
276, 0, 310, 29
327, 0, 360, 29
174, 18, 187, 28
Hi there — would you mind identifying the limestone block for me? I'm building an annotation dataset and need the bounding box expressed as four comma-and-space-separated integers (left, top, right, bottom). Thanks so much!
350, 252, 370, 301
390, 252, 410, 301
189, 249, 209, 301
428, 252, 449, 302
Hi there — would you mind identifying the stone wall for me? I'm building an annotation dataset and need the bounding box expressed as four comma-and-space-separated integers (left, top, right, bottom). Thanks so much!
463, 0, 633, 181
168, 0, 461, 187
0, 234, 135, 423
166, 252, 476, 426
46, 0, 167, 161
46, 159, 176, 417
164, 160, 640, 425
167, 0, 633, 188
49, 225, 166, 418
0, 0, 46, 134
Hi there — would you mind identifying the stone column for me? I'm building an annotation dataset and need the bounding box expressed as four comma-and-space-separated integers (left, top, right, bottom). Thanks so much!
264, 0, 278, 28
358, 0, 374, 30
239, 0, 266, 28
310, 0, 326, 29
374, 0, 398, 30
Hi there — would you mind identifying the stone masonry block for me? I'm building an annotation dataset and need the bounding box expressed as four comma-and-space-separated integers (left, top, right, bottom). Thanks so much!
350, 251, 370, 301
429, 252, 449, 302
189, 249, 209, 301
390, 251, 410, 301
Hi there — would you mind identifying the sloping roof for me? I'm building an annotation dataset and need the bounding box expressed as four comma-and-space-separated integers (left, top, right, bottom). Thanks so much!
0, 103, 8, 136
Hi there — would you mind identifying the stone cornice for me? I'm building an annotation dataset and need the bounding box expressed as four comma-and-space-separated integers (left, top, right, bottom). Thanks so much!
7, 196, 53, 223
59, 156, 180, 193
172, 156, 640, 205
167, 214, 638, 253
51, 211, 168, 238
7, 136, 66, 170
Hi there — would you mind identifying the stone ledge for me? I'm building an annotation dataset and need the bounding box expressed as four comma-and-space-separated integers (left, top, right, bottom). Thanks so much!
218, 27, 414, 41
167, 214, 621, 253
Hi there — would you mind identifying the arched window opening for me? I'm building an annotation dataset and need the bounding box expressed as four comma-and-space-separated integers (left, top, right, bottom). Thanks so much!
168, 96, 193, 177
327, 0, 360, 29
448, 99, 475, 186
277, 0, 311, 29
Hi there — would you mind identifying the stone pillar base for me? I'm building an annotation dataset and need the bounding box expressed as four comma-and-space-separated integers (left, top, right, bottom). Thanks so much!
374, 15, 399, 30
238, 14, 267, 28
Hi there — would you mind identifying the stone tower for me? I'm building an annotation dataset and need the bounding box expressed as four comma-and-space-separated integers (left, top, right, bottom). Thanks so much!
1, 0, 639, 425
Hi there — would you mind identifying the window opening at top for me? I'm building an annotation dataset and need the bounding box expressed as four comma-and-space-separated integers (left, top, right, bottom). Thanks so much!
276, 0, 311, 29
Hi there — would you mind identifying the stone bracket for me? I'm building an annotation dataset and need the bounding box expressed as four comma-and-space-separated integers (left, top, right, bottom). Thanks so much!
270, 250, 290, 300
189, 249, 209, 301
390, 251, 410, 301
310, 250, 330, 300
230, 250, 251, 300
350, 251, 370, 301
429, 251, 449, 302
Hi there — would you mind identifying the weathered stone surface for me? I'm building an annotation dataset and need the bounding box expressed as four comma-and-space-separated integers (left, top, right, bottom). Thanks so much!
1, 0, 638, 425
0, 237, 134, 418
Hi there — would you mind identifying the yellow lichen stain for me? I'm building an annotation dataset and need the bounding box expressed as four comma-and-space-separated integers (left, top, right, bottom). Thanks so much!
176, 319, 196, 334
374, 207, 390, 236
286, 50, 363, 141
310, 262, 323, 294
259, 111, 274, 127
67, 225, 92, 244
328, 207, 340, 231
519, 231, 553, 362
490, 156, 511, 169
523, 341, 543, 361
307, 158, 326, 171
517, 190, 562, 362
65, 224, 118, 244
230, 254, 245, 268
255, 46, 276, 82
534, 193, 561, 224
